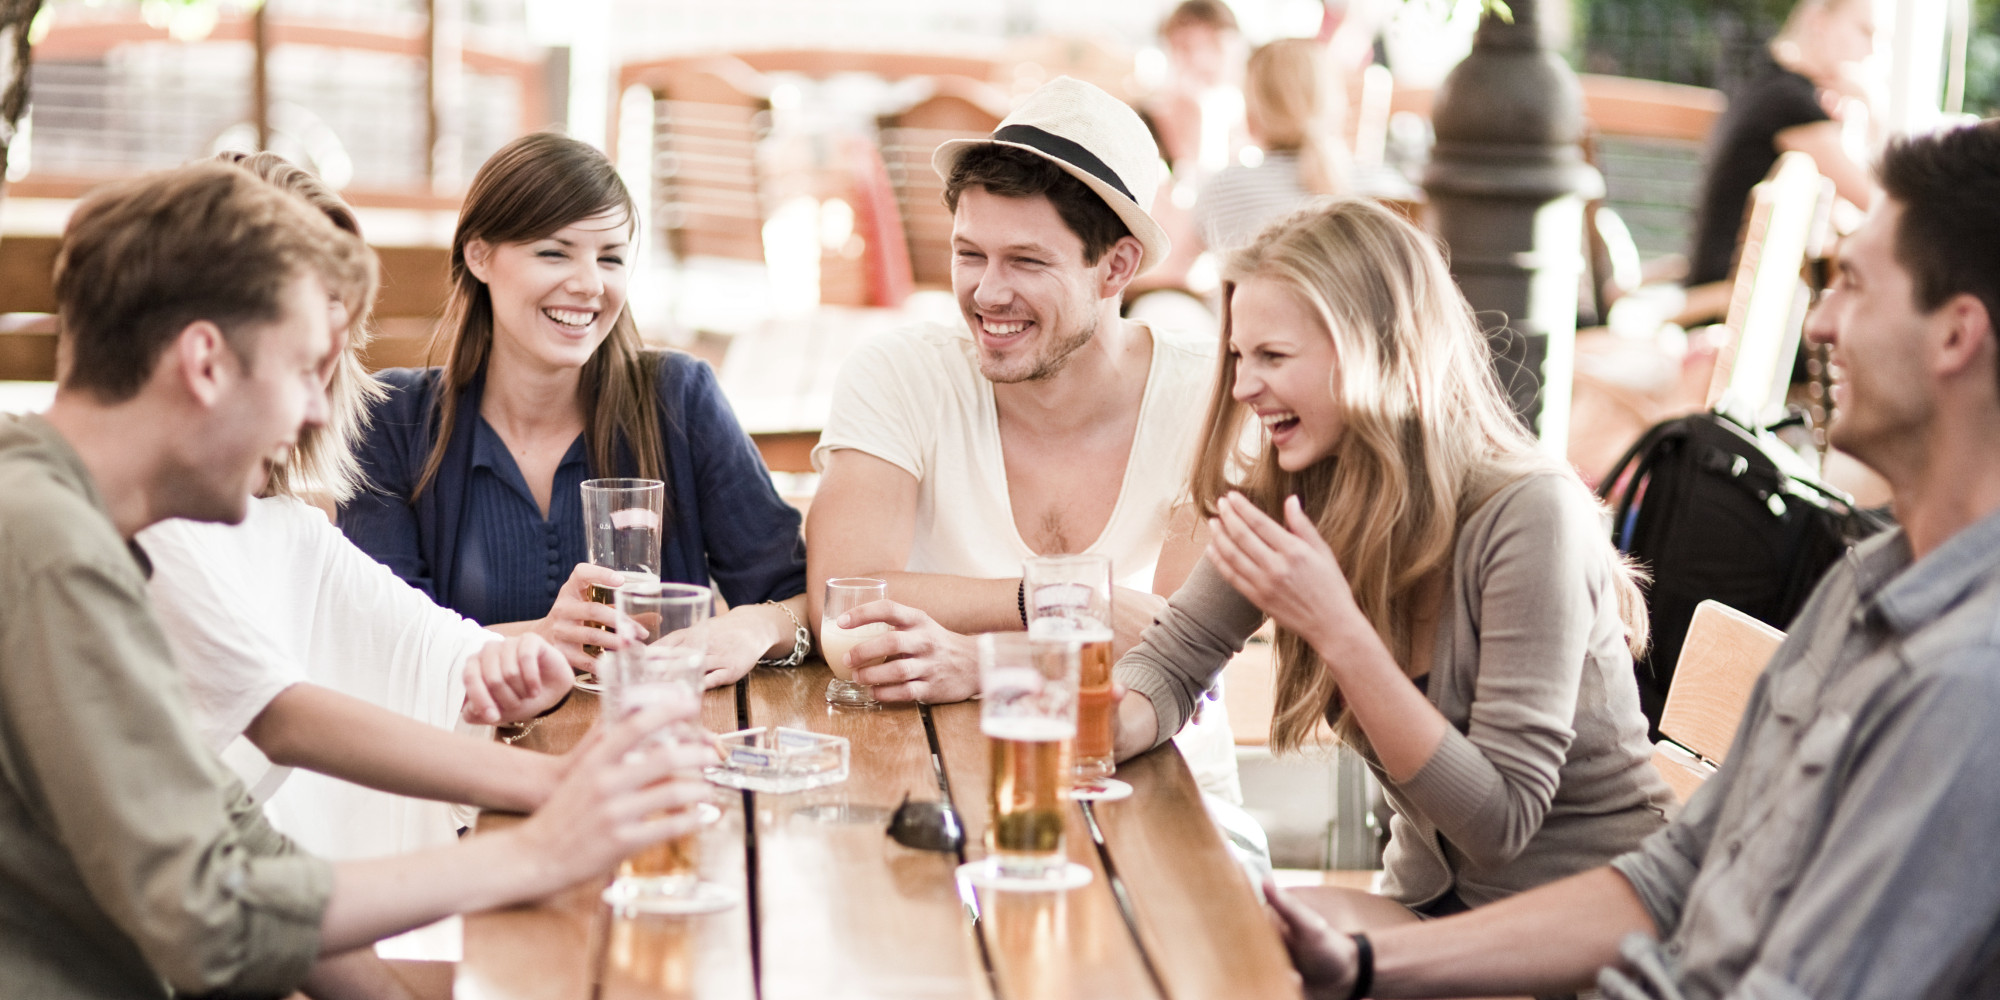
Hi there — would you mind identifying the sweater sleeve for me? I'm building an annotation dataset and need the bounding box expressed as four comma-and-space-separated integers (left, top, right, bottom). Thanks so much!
1114, 556, 1267, 750
1396, 474, 1602, 869
670, 355, 808, 606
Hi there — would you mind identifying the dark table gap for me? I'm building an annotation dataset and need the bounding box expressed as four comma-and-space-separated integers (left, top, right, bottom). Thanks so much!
1081, 801, 1174, 1000
923, 703, 1003, 1000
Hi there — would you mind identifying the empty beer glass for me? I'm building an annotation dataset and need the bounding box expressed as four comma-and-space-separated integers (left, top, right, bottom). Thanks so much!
601, 581, 735, 914
1023, 555, 1116, 784
821, 578, 888, 707
580, 478, 665, 664
976, 631, 1084, 888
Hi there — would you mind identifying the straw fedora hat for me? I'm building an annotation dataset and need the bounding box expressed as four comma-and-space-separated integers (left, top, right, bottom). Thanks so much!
932, 76, 1171, 274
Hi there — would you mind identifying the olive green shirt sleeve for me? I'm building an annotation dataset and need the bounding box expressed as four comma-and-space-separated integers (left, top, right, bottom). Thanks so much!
1, 495, 331, 993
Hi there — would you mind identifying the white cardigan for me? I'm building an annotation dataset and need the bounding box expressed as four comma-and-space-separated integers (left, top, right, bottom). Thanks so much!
140, 495, 498, 861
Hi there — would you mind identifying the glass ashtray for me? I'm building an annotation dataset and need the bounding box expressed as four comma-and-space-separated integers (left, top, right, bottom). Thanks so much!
704, 727, 849, 793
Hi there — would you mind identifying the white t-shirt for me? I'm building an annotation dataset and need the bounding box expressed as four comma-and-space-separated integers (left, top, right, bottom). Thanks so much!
813, 321, 1241, 802
140, 495, 498, 861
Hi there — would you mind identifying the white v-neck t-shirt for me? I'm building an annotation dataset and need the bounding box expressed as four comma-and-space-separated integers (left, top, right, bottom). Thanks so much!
814, 321, 1241, 801
814, 321, 1216, 590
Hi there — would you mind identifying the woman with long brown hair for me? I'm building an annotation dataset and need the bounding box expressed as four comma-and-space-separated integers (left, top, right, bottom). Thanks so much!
340, 132, 809, 684
1114, 199, 1671, 927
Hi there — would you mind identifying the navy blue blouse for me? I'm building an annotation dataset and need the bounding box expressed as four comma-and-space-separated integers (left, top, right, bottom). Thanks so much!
338, 353, 806, 627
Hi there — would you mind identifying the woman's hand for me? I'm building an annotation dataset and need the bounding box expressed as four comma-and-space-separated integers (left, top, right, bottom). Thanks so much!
530, 563, 634, 671
656, 598, 804, 690
462, 633, 574, 725
1206, 493, 1367, 654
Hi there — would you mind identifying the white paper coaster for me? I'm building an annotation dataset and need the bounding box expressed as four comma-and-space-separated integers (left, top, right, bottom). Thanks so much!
956, 860, 1094, 893
1070, 778, 1133, 802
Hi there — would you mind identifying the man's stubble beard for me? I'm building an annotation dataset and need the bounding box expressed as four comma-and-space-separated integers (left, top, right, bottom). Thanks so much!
981, 308, 1099, 385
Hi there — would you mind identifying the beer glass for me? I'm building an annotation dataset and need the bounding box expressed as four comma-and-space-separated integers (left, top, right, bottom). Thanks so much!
821, 578, 888, 707
977, 631, 1082, 886
580, 479, 665, 665
1023, 555, 1116, 784
601, 581, 735, 914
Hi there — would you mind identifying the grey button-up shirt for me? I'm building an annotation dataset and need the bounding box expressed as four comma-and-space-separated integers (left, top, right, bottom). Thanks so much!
1608, 506, 2000, 1000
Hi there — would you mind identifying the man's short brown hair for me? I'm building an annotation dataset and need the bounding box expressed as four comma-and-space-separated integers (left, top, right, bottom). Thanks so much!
53, 161, 377, 402
942, 144, 1134, 265
1877, 120, 2000, 392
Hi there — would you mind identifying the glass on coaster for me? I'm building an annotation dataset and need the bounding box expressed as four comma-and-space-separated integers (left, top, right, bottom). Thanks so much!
1070, 778, 1133, 802
821, 577, 888, 707
1023, 554, 1117, 785
956, 632, 1094, 892
579, 478, 665, 667
601, 585, 737, 915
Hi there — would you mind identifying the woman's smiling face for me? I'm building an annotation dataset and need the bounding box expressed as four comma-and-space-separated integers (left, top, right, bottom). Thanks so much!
466, 209, 631, 373
1228, 276, 1344, 472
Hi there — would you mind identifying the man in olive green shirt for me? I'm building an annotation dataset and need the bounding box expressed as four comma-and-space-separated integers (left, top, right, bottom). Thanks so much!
1, 162, 710, 997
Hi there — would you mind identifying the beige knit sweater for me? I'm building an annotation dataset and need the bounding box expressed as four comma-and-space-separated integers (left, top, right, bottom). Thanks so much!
1117, 471, 1674, 908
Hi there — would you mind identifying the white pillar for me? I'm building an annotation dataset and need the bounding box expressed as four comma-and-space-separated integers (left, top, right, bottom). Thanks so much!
1881, 0, 1947, 135
566, 0, 612, 151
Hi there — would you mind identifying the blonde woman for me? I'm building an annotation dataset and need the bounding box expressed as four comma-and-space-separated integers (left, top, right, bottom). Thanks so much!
1114, 200, 1672, 927
141, 152, 577, 865
1192, 39, 1347, 251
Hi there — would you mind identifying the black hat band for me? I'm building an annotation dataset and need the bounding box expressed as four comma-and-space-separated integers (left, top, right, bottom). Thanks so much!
990, 124, 1136, 204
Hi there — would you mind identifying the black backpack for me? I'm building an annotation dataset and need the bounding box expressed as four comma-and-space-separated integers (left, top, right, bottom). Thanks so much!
1596, 411, 1892, 736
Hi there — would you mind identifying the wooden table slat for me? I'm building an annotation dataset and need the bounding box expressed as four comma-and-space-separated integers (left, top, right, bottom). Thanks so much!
928, 700, 1164, 1000
745, 664, 987, 1000
461, 686, 757, 1000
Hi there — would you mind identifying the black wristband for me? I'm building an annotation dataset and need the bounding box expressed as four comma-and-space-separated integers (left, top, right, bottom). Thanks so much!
536, 685, 575, 718
1017, 579, 1028, 628
1347, 932, 1373, 1000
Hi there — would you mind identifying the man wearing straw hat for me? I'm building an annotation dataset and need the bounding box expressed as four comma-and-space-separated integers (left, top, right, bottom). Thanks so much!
807, 76, 1240, 800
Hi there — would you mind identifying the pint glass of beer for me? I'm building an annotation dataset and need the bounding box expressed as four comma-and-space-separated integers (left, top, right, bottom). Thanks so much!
821, 578, 888, 707
581, 478, 665, 658
1023, 555, 1116, 782
601, 582, 735, 914
978, 631, 1080, 884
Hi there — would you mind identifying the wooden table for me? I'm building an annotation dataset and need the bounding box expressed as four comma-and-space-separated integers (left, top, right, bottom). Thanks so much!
462, 663, 1302, 1000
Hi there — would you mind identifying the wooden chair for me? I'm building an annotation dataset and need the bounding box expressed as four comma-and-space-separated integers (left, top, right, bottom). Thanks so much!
1649, 600, 1784, 801
620, 57, 774, 266
875, 76, 1007, 289
1706, 150, 1836, 428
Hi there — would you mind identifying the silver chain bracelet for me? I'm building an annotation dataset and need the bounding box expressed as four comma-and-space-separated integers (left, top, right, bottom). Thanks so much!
755, 600, 812, 668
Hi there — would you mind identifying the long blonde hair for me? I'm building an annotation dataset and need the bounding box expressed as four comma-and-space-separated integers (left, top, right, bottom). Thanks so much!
217, 150, 386, 503
1243, 39, 1346, 198
1189, 200, 1647, 752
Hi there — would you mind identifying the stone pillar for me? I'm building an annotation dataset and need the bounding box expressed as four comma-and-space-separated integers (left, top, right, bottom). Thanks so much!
1422, 0, 1600, 451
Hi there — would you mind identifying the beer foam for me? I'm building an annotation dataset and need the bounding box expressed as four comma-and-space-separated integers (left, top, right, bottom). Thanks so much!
981, 716, 1075, 742
1029, 617, 1113, 644
610, 507, 661, 529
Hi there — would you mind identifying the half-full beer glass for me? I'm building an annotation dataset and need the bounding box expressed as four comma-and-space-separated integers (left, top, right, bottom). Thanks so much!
821, 578, 888, 706
601, 581, 735, 914
580, 478, 665, 662
978, 631, 1080, 885
1023, 555, 1116, 783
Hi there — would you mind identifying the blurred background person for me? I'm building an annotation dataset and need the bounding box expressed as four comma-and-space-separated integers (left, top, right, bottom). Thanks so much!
1194, 38, 1349, 253
1686, 0, 1878, 293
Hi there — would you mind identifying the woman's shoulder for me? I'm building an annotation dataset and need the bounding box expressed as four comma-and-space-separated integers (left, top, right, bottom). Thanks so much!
367, 366, 448, 421
1463, 467, 1604, 548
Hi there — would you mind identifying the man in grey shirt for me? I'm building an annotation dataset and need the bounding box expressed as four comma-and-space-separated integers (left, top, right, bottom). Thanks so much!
1264, 119, 2000, 1000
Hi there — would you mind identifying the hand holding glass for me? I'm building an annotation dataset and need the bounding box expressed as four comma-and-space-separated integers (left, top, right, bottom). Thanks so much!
581, 478, 664, 660
822, 578, 888, 707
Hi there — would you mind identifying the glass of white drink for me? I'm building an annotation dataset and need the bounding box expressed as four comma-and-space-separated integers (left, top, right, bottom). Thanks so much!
821, 578, 888, 707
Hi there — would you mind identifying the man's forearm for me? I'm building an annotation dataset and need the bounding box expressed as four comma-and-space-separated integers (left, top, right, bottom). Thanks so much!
248, 684, 555, 813
1373, 867, 1655, 997
319, 826, 559, 953
863, 572, 1022, 635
